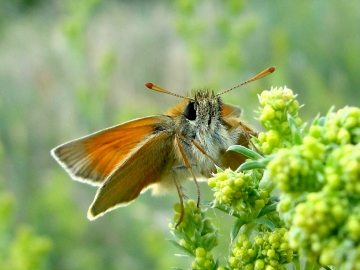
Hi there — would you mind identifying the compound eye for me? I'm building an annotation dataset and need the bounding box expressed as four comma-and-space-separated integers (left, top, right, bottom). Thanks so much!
184, 101, 196, 121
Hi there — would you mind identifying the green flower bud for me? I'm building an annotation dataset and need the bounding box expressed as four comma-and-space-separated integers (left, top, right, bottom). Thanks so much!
255, 259, 265, 269
229, 256, 240, 267
265, 265, 275, 270
245, 263, 255, 270
266, 249, 276, 258
196, 247, 206, 258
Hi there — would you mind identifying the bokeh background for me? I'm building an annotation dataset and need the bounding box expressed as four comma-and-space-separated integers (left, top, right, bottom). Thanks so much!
0, 0, 359, 269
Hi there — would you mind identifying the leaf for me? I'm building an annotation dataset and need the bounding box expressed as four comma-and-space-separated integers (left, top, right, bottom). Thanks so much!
194, 231, 202, 243
214, 259, 220, 270
236, 160, 266, 172
202, 218, 214, 235
168, 240, 194, 257
171, 229, 192, 244
187, 214, 198, 238
250, 218, 275, 231
259, 170, 276, 192
257, 203, 277, 218
201, 201, 213, 208
200, 231, 218, 251
269, 196, 280, 203
227, 145, 263, 160
212, 204, 241, 218
171, 228, 186, 239
292, 192, 308, 206
310, 113, 321, 126
230, 218, 245, 243
214, 165, 223, 173
287, 113, 302, 145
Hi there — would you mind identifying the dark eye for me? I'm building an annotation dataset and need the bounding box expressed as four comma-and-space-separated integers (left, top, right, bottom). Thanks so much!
184, 102, 196, 120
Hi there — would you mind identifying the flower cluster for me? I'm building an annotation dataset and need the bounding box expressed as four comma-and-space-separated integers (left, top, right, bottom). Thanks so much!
267, 136, 325, 193
290, 193, 360, 269
319, 106, 360, 145
191, 247, 216, 270
169, 200, 218, 270
255, 87, 360, 269
289, 192, 349, 260
286, 141, 360, 269
256, 87, 302, 154
229, 228, 293, 270
324, 143, 360, 194
208, 169, 269, 215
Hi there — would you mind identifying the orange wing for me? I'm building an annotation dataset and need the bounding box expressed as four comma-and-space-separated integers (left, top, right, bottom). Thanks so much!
220, 103, 257, 170
88, 131, 174, 220
51, 116, 168, 186
221, 103, 242, 118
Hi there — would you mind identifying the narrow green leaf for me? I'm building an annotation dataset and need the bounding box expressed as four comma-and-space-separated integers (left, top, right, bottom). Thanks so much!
212, 204, 241, 218
230, 218, 245, 243
214, 259, 220, 270
261, 154, 277, 164
250, 218, 275, 231
168, 240, 194, 257
171, 229, 192, 244
171, 228, 186, 240
214, 165, 223, 172
202, 218, 214, 235
194, 231, 202, 243
201, 201, 213, 207
258, 203, 277, 217
287, 113, 302, 145
201, 231, 218, 251
227, 145, 263, 160
310, 113, 321, 126
259, 171, 276, 192
269, 196, 280, 203
236, 160, 266, 172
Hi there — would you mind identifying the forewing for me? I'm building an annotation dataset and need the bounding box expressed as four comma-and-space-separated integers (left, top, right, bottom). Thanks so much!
88, 131, 174, 220
51, 116, 166, 185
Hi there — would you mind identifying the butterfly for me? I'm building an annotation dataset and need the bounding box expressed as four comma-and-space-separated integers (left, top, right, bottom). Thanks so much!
51, 66, 275, 226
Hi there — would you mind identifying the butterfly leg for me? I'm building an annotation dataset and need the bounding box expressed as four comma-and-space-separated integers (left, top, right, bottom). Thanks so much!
175, 135, 201, 208
191, 139, 223, 169
171, 165, 189, 228
171, 166, 189, 199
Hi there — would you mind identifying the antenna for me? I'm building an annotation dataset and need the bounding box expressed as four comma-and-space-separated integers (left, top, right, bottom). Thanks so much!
216, 66, 275, 96
145, 83, 192, 100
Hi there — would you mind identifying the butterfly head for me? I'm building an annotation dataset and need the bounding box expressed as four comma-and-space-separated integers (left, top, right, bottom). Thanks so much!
184, 90, 221, 128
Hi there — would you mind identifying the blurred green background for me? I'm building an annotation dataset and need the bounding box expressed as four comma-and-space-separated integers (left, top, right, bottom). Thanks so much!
0, 0, 359, 269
